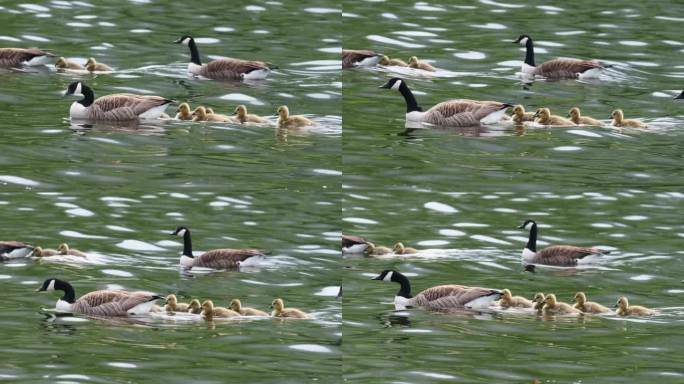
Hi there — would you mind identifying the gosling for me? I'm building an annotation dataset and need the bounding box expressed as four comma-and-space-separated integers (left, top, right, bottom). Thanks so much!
192, 106, 238, 123
175, 103, 193, 120
271, 298, 309, 319
408, 56, 436, 71
512, 105, 535, 124
85, 57, 113, 72
229, 299, 269, 316
378, 55, 408, 67
276, 105, 315, 128
534, 108, 576, 126
234, 104, 269, 124
568, 107, 603, 126
611, 109, 648, 128
165, 294, 190, 312
31, 246, 60, 257
57, 243, 87, 257
573, 292, 610, 313
532, 292, 546, 312
366, 242, 392, 255
499, 289, 534, 308
201, 299, 239, 319
55, 57, 84, 70
187, 299, 202, 314
392, 242, 418, 255
542, 293, 581, 315
615, 296, 654, 316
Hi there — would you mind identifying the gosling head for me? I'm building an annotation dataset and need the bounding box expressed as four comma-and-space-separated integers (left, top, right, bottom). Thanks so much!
85, 57, 96, 66
234, 104, 247, 117
574, 292, 587, 304
201, 299, 214, 312
544, 293, 557, 306
615, 296, 628, 309
392, 242, 405, 253
271, 298, 284, 311
534, 108, 550, 120
276, 105, 289, 119
57, 243, 69, 254
188, 299, 201, 311
176, 102, 190, 114
408, 56, 419, 66
192, 106, 207, 120
55, 57, 68, 68
501, 289, 513, 300
611, 109, 624, 122
512, 105, 526, 116
378, 55, 391, 65
229, 299, 241, 312
568, 107, 581, 119
32, 247, 44, 257
533, 292, 545, 303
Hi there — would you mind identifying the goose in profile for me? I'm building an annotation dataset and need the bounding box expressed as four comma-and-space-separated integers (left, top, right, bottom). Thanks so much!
380, 78, 511, 126
85, 57, 112, 72
542, 294, 581, 315
276, 105, 315, 128
342, 234, 369, 254
393, 242, 417, 255
201, 300, 239, 319
532, 292, 546, 312
372, 269, 501, 310
271, 298, 308, 318
408, 56, 436, 71
513, 34, 608, 79
57, 243, 87, 257
366, 242, 392, 256
55, 57, 83, 70
234, 104, 269, 124
512, 105, 535, 124
187, 299, 202, 314
519, 220, 609, 266
174, 35, 273, 80
0, 241, 33, 260
164, 294, 190, 312
63, 81, 172, 121
499, 289, 534, 308
37, 278, 162, 316
342, 49, 382, 68
0, 47, 53, 67
615, 296, 654, 316
674, 91, 684, 100
192, 106, 238, 123
175, 102, 193, 120
610, 109, 647, 128
230, 299, 269, 316
533, 108, 576, 126
573, 292, 610, 313
171, 226, 266, 269
31, 246, 60, 257
568, 107, 603, 126
378, 55, 408, 67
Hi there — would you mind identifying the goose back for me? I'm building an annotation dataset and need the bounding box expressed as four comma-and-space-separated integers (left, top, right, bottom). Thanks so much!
342, 49, 379, 68
424, 100, 509, 126
411, 285, 500, 309
87, 94, 172, 120
72, 290, 159, 316
198, 59, 269, 80
0, 48, 51, 67
536, 58, 603, 79
194, 248, 265, 269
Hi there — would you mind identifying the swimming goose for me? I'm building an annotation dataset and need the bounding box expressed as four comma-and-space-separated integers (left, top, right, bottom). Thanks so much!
512, 105, 535, 124
0, 241, 33, 260
372, 269, 501, 310
408, 56, 436, 71
519, 220, 608, 266
57, 243, 87, 257
230, 299, 269, 316
55, 57, 83, 70
192, 106, 238, 123
164, 294, 190, 312
187, 299, 202, 314
342, 49, 382, 68
499, 289, 534, 308
380, 78, 511, 126
201, 300, 239, 319
63, 81, 172, 121
276, 105, 315, 128
85, 57, 112, 72
610, 109, 647, 128
37, 278, 162, 316
532, 292, 546, 312
615, 296, 654, 316
533, 108, 576, 126
568, 107, 603, 126
513, 34, 607, 79
542, 294, 581, 315
573, 292, 610, 313
171, 226, 266, 269
32, 246, 60, 257
174, 35, 272, 80
342, 234, 369, 254
175, 102, 193, 120
378, 55, 408, 67
393, 242, 418, 255
366, 242, 392, 255
234, 104, 269, 124
205, 107, 215, 114
0, 47, 53, 67
271, 298, 308, 318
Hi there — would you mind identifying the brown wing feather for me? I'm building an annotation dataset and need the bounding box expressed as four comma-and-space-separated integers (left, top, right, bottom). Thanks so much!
425, 100, 508, 126
201, 58, 268, 79
72, 290, 156, 316
195, 248, 265, 269
0, 48, 50, 67
342, 235, 366, 248
342, 49, 378, 68
413, 285, 498, 309
534, 245, 604, 266
89, 94, 171, 120
0, 241, 31, 253
537, 58, 603, 79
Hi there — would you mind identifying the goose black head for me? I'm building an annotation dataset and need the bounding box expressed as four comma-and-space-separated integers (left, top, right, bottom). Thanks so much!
37, 278, 61, 292
64, 81, 84, 97
379, 77, 404, 90
174, 35, 194, 45
514, 34, 532, 45
172, 226, 189, 237
372, 269, 398, 282
518, 219, 537, 230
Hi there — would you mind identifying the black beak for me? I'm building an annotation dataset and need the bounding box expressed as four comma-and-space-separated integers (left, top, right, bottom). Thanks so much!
379, 82, 391, 89
517, 224, 525, 229
371, 275, 382, 280
173, 38, 182, 44
675, 92, 684, 100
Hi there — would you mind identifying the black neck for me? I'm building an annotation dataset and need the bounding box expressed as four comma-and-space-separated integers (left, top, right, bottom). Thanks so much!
56, 280, 76, 303
78, 85, 95, 107
394, 272, 412, 298
188, 39, 201, 66
526, 223, 537, 252
398, 82, 422, 113
524, 39, 535, 67
182, 230, 193, 257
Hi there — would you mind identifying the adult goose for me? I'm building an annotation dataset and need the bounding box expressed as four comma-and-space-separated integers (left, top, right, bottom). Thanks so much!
171, 226, 266, 269
174, 35, 272, 80
372, 270, 501, 310
63, 81, 173, 121
342, 49, 382, 68
0, 241, 33, 260
518, 220, 609, 266
380, 78, 511, 126
37, 278, 162, 316
513, 34, 607, 79
342, 234, 369, 254
0, 48, 53, 67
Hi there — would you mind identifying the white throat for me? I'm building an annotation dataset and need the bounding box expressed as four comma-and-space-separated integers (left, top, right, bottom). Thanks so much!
69, 101, 89, 119
405, 110, 426, 122
180, 255, 194, 268
394, 295, 410, 310
521, 62, 536, 74
522, 247, 536, 261
55, 299, 73, 313
187, 62, 203, 76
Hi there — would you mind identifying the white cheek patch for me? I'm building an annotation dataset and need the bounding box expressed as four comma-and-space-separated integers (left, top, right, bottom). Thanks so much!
47, 280, 56, 291
390, 80, 402, 90
383, 271, 393, 281
519, 37, 529, 46
74, 82, 82, 95
177, 229, 186, 237
182, 38, 190, 46
524, 222, 533, 230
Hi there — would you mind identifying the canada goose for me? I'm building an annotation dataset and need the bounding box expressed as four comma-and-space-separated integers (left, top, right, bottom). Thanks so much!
615, 296, 654, 316
519, 220, 609, 266
171, 226, 266, 269
513, 34, 607, 79
342, 49, 382, 68
230, 299, 269, 316
0, 47, 53, 67
31, 246, 60, 257
63, 81, 172, 121
37, 278, 162, 316
175, 102, 193, 120
0, 241, 33, 260
533, 108, 576, 126
234, 104, 269, 124
201, 299, 239, 319
610, 109, 647, 128
174, 35, 272, 80
380, 78, 511, 126
270, 298, 308, 318
542, 294, 581, 315
55, 57, 83, 70
378, 55, 408, 67
532, 292, 546, 312
276, 105, 315, 128
57, 243, 87, 257
408, 56, 436, 71
85, 57, 112, 72
192, 106, 238, 123
568, 107, 603, 126
512, 105, 535, 124
366, 242, 392, 256
499, 289, 534, 308
372, 270, 501, 310
164, 294, 191, 312
393, 242, 418, 255
187, 299, 202, 314
573, 292, 610, 313
342, 234, 369, 254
